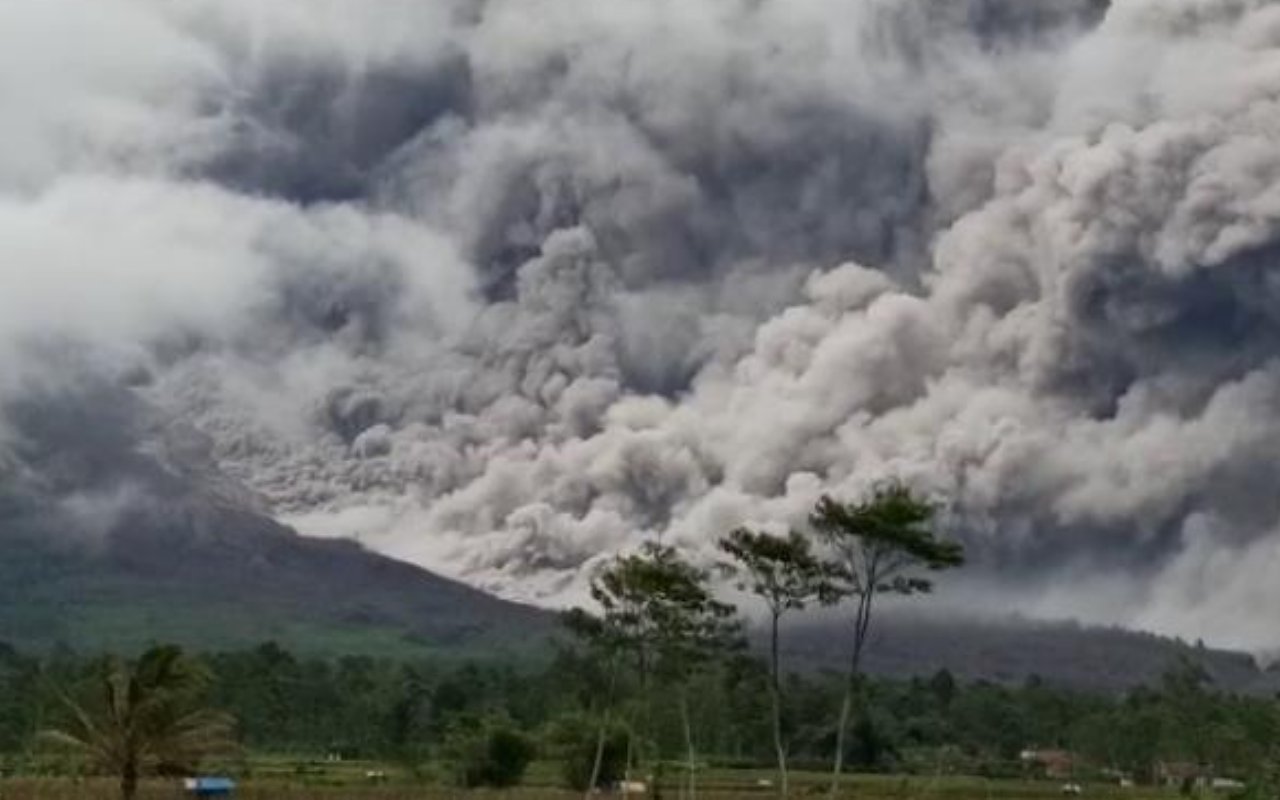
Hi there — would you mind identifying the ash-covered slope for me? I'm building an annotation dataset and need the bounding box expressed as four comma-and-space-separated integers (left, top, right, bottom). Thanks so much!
0, 374, 551, 656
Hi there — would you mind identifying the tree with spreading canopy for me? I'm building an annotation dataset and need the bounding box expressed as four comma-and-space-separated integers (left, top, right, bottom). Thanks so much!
573, 541, 741, 800
811, 484, 964, 799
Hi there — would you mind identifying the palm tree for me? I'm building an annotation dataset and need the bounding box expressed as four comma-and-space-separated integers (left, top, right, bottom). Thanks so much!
42, 645, 238, 800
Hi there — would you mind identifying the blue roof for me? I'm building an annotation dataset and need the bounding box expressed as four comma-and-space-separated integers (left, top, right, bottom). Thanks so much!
185, 777, 235, 795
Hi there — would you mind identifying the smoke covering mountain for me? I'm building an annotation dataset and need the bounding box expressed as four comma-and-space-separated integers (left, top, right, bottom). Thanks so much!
4, 0, 1280, 649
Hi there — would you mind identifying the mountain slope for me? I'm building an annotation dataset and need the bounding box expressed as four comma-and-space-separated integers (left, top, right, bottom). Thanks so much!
0, 503, 554, 657
784, 612, 1278, 694
0, 375, 553, 657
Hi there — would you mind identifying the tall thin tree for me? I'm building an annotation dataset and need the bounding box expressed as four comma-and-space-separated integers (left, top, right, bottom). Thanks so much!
811, 485, 964, 799
719, 528, 828, 799
647, 546, 741, 800
561, 607, 627, 799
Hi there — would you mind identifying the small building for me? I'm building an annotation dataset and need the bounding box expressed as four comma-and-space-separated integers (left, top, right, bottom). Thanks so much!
1021, 749, 1076, 780
183, 777, 235, 797
1155, 762, 1213, 790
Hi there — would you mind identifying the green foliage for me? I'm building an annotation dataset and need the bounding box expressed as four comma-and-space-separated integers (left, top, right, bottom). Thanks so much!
0, 642, 39, 752
566, 542, 744, 800
39, 645, 237, 800
812, 485, 965, 602
586, 541, 743, 676
547, 712, 631, 791
719, 528, 829, 616
441, 715, 536, 788
847, 711, 900, 771
2, 640, 1279, 787
1237, 749, 1280, 800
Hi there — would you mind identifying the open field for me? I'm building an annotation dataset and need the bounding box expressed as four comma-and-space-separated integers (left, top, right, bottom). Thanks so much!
0, 767, 1185, 800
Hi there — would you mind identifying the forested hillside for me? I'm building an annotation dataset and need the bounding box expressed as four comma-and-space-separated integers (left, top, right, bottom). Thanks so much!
786, 614, 1277, 694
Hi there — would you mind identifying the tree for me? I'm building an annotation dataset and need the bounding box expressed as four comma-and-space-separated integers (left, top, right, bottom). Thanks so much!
719, 527, 828, 799
548, 711, 631, 792
442, 714, 536, 789
653, 576, 741, 800
811, 485, 964, 798
560, 606, 629, 798
1159, 657, 1215, 767
587, 542, 741, 800
0, 643, 39, 753
386, 664, 435, 779
41, 645, 237, 800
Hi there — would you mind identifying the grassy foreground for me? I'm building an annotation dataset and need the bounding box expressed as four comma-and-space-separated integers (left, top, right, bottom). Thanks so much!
0, 766, 1179, 800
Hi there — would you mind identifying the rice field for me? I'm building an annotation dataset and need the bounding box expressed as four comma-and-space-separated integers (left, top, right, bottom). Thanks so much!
0, 765, 1185, 800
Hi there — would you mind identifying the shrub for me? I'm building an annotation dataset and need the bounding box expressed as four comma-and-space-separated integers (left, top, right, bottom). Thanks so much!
547, 713, 631, 791
443, 716, 536, 789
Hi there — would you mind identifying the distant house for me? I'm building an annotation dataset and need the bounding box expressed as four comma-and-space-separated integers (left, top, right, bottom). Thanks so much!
1021, 748, 1076, 779
1155, 762, 1212, 790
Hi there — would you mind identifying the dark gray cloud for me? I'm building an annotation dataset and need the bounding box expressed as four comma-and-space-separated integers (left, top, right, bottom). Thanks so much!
4, 0, 1280, 648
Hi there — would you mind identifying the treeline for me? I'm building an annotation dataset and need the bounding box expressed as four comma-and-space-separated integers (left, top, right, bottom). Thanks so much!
1, 641, 1277, 783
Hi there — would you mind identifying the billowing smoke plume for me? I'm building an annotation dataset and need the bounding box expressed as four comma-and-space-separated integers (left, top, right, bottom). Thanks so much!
4, 0, 1280, 648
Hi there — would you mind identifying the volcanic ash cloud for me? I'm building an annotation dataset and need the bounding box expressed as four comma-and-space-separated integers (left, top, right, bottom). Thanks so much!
3, 0, 1280, 648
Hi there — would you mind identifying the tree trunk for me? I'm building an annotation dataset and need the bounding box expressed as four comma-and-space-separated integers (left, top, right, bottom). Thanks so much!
120, 759, 138, 800
586, 658, 620, 799
770, 611, 788, 800
628, 651, 649, 800
679, 686, 697, 800
830, 683, 854, 800
587, 713, 610, 798
624, 724, 637, 799
830, 594, 873, 800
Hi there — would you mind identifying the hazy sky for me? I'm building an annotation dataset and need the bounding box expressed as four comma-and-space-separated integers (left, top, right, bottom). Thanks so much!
5, 0, 1280, 649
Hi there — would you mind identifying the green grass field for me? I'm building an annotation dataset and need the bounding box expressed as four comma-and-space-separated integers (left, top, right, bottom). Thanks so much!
0, 763, 1185, 800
